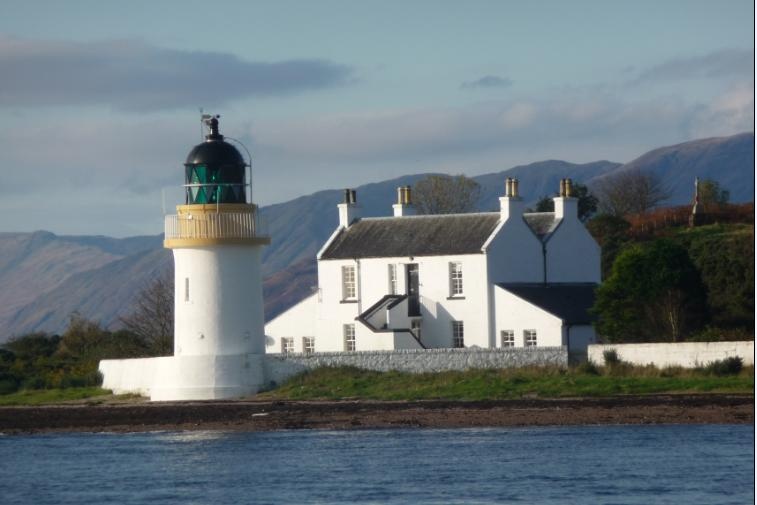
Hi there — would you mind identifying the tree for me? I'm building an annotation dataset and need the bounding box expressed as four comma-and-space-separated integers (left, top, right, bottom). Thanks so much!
593, 239, 707, 342
533, 182, 599, 221
593, 169, 671, 216
698, 178, 730, 208
585, 214, 631, 279
119, 274, 174, 356
412, 175, 481, 214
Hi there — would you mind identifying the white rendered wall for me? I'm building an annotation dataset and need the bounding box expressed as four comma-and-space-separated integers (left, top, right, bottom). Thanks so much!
493, 287, 564, 347
173, 245, 265, 356
545, 199, 601, 283
317, 254, 490, 351
264, 293, 318, 353
588, 341, 755, 368
486, 207, 544, 284
100, 355, 265, 400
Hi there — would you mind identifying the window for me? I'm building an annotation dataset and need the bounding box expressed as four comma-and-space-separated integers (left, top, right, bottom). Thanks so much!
501, 330, 515, 347
388, 264, 398, 295
452, 321, 464, 348
184, 277, 190, 302
281, 337, 294, 354
524, 330, 538, 347
411, 319, 422, 342
449, 262, 463, 296
344, 324, 356, 352
342, 265, 356, 300
303, 336, 315, 354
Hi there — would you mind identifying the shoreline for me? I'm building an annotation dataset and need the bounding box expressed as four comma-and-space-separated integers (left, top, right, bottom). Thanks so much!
0, 394, 752, 435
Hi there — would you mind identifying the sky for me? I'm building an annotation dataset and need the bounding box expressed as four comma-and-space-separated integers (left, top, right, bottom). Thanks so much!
0, 0, 753, 236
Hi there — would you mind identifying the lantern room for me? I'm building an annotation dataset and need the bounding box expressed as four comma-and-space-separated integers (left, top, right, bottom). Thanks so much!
184, 116, 247, 205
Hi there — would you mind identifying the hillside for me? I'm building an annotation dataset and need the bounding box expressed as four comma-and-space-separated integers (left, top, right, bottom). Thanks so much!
0, 132, 752, 340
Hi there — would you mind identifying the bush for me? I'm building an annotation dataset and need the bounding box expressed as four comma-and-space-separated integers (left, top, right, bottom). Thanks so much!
575, 360, 600, 375
702, 357, 743, 376
603, 349, 621, 366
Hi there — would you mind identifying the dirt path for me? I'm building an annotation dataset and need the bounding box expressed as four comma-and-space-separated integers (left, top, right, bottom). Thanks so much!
0, 395, 752, 434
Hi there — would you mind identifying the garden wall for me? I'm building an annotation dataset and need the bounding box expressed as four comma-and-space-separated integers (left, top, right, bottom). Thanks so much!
264, 346, 568, 387
588, 341, 754, 368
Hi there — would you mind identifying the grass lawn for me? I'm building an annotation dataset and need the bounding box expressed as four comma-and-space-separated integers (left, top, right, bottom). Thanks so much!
0, 387, 116, 406
258, 365, 755, 401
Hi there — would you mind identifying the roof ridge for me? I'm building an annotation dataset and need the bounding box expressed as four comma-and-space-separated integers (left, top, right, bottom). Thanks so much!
360, 212, 499, 221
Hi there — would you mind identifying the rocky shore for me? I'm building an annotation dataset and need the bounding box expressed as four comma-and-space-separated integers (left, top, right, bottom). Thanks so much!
0, 394, 752, 434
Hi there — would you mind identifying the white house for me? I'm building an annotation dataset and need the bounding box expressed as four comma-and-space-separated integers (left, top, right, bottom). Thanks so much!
265, 178, 601, 355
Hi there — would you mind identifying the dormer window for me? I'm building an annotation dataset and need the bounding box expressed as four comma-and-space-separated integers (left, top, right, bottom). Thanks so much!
449, 262, 463, 297
342, 265, 356, 300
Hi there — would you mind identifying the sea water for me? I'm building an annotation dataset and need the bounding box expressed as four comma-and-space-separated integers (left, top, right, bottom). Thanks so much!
1, 425, 753, 504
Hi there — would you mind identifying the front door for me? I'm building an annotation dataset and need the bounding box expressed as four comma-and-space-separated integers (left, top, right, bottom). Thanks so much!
406, 263, 420, 317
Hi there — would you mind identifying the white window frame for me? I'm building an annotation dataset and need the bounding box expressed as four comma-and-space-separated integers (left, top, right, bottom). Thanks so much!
388, 264, 398, 295
281, 337, 294, 354
302, 336, 315, 354
344, 324, 356, 352
411, 319, 422, 342
449, 262, 463, 296
524, 330, 538, 347
342, 265, 356, 300
452, 321, 464, 348
501, 330, 515, 348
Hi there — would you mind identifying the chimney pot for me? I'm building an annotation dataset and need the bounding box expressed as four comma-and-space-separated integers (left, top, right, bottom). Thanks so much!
405, 186, 412, 205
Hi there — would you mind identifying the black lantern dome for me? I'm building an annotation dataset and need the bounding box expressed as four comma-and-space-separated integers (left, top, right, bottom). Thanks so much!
184, 116, 247, 204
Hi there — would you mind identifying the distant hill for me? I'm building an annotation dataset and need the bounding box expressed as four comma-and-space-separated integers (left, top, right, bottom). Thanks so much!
0, 132, 752, 340
592, 132, 754, 205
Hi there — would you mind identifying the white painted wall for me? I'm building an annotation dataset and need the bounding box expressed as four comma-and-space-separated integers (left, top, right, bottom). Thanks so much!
545, 198, 601, 283
589, 341, 755, 368
173, 245, 265, 356
264, 293, 318, 353
493, 287, 564, 347
100, 354, 266, 400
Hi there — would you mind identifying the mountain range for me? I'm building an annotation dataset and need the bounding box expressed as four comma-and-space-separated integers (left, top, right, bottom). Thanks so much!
0, 132, 753, 341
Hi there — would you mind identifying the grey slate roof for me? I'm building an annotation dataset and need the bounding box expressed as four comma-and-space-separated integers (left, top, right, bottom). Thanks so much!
497, 283, 597, 324
523, 213, 559, 239
320, 213, 502, 259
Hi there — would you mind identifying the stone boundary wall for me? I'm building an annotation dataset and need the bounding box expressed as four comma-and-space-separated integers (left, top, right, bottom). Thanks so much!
588, 341, 754, 368
264, 346, 568, 387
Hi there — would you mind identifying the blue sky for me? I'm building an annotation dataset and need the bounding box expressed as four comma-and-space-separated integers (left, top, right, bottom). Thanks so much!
0, 0, 753, 236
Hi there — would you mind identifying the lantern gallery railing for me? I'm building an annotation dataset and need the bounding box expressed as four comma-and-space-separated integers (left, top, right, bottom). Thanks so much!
164, 212, 259, 240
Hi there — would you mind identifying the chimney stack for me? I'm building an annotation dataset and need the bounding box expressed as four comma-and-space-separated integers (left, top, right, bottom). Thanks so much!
554, 178, 578, 220
499, 177, 523, 222
393, 185, 416, 216
338, 188, 361, 227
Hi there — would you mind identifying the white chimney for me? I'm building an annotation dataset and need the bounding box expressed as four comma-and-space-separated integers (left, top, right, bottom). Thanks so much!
553, 178, 578, 220
393, 185, 416, 217
499, 177, 524, 222
338, 189, 360, 227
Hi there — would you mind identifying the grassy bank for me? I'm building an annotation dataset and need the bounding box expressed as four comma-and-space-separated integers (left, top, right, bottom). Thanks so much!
259, 364, 754, 401
0, 387, 114, 406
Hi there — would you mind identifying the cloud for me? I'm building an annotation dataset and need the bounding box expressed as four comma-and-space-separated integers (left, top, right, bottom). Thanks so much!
633, 48, 754, 84
254, 87, 754, 164
0, 36, 355, 111
461, 75, 513, 89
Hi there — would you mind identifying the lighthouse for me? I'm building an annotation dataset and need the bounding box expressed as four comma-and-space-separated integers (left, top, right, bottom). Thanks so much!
150, 116, 270, 401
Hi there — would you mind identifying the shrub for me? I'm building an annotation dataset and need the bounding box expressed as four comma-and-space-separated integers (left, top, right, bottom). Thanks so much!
576, 360, 599, 375
702, 357, 743, 376
603, 349, 621, 366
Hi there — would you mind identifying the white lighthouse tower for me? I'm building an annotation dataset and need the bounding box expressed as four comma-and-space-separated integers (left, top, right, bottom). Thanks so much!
150, 116, 270, 401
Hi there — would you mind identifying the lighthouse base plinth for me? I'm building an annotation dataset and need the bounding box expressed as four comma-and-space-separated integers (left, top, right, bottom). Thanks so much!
99, 353, 266, 402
